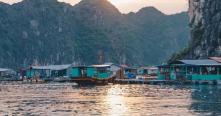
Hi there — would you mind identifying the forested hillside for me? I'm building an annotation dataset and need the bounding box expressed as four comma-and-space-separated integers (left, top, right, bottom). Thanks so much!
0, 0, 189, 69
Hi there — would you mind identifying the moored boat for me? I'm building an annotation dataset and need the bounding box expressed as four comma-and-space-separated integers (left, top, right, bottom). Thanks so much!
70, 64, 119, 85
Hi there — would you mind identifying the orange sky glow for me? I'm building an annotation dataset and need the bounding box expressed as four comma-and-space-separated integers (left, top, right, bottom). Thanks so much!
0, 0, 188, 14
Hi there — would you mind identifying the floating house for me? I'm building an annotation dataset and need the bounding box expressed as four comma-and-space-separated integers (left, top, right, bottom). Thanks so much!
0, 68, 16, 78
26, 64, 72, 80
70, 66, 92, 78
157, 59, 221, 82
71, 63, 121, 79
114, 64, 139, 79
103, 63, 121, 75
137, 66, 158, 76
70, 63, 121, 85
123, 67, 137, 79
137, 66, 158, 80
91, 63, 119, 79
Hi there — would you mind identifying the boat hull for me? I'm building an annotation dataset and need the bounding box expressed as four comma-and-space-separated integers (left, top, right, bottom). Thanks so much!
71, 77, 109, 86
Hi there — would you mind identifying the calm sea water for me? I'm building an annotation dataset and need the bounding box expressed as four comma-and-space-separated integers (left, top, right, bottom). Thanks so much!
0, 82, 220, 116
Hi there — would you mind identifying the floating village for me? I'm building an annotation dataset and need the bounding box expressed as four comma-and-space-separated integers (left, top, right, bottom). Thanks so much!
1, 57, 221, 85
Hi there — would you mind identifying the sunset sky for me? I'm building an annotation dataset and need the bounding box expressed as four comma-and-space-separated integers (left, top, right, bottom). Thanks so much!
0, 0, 188, 14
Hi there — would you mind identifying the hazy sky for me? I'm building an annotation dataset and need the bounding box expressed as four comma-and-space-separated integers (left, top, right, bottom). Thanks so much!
0, 0, 188, 14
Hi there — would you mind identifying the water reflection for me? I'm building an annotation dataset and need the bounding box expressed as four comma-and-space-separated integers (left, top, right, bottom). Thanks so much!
190, 85, 221, 115
0, 83, 219, 115
105, 85, 127, 116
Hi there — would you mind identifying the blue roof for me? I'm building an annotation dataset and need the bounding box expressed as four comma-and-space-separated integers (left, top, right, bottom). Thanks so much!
172, 59, 221, 66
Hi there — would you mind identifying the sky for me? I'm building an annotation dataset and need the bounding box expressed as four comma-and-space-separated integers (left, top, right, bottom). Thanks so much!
0, 0, 188, 15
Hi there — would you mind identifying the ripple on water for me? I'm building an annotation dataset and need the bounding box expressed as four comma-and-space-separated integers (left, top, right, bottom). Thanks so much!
0, 83, 220, 115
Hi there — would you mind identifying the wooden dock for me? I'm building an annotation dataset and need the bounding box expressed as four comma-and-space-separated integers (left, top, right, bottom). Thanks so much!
114, 79, 220, 85
0, 77, 220, 85
114, 79, 175, 85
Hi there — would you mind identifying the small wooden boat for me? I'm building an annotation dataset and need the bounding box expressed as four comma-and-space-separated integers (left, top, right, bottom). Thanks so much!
70, 65, 117, 85
71, 77, 110, 86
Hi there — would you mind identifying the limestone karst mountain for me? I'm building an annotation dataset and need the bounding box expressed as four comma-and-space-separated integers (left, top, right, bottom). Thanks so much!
0, 0, 189, 68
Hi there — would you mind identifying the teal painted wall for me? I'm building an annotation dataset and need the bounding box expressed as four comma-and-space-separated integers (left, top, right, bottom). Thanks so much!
87, 67, 95, 77
157, 75, 165, 80
157, 68, 171, 80
98, 72, 110, 79
191, 75, 221, 81
26, 70, 34, 78
71, 68, 80, 77
157, 68, 221, 81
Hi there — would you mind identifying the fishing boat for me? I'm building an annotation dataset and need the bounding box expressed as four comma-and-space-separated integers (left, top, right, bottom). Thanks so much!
70, 64, 120, 85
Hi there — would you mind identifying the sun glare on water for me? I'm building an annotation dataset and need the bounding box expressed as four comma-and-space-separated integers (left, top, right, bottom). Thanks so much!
104, 86, 128, 116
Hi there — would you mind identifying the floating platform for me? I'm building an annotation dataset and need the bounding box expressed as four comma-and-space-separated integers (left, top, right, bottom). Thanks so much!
114, 79, 220, 85
114, 79, 174, 85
